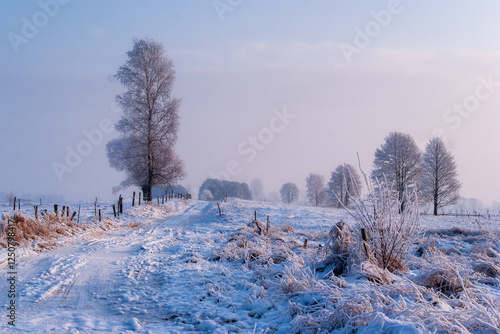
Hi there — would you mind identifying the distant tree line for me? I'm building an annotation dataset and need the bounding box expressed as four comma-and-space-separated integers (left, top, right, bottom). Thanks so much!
274, 132, 460, 216
198, 179, 252, 201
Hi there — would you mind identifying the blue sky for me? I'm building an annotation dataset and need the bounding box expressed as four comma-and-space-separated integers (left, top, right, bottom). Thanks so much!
1, 0, 500, 205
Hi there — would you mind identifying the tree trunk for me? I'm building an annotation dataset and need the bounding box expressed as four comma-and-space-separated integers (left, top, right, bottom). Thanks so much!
433, 191, 439, 216
142, 185, 152, 203
433, 179, 439, 216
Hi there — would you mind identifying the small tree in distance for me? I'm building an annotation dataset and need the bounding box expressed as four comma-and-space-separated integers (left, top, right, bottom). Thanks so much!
372, 132, 422, 212
250, 178, 265, 201
421, 137, 461, 215
306, 173, 326, 206
327, 164, 362, 208
280, 183, 299, 204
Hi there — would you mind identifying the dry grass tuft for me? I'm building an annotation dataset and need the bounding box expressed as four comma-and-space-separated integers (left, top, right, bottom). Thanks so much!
328, 221, 351, 255
322, 221, 354, 276
282, 222, 295, 233
356, 261, 393, 285
281, 265, 318, 294
472, 261, 500, 278
470, 240, 500, 259
323, 295, 373, 330
1, 212, 110, 249
414, 266, 467, 296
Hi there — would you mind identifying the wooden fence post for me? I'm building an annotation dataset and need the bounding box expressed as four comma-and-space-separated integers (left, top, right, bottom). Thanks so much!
217, 202, 221, 217
119, 195, 123, 214
62, 206, 66, 217
139, 192, 141, 205
112, 204, 116, 218
98, 209, 101, 222
13, 197, 16, 211
54, 204, 58, 214
71, 211, 77, 221
132, 191, 136, 206
34, 205, 38, 220
266, 215, 270, 233
77, 205, 81, 224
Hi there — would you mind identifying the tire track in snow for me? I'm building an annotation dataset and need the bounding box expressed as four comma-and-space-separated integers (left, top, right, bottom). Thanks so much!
0, 201, 210, 333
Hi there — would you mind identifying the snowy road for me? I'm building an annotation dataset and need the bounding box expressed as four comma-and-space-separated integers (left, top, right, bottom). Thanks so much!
1, 201, 256, 333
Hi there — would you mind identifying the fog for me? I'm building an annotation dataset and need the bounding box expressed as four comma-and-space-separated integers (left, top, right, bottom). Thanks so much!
1, 1, 500, 204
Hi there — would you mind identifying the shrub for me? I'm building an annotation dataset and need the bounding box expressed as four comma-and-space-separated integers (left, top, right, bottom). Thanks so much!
346, 171, 420, 272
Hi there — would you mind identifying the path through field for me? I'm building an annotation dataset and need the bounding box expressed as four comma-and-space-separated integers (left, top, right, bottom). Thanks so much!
1, 201, 269, 333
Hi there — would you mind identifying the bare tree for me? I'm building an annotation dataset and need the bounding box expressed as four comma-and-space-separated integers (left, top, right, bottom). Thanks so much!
421, 137, 461, 215
5, 192, 15, 205
250, 178, 265, 201
327, 164, 362, 208
107, 38, 184, 201
372, 132, 422, 212
280, 183, 299, 204
306, 173, 326, 206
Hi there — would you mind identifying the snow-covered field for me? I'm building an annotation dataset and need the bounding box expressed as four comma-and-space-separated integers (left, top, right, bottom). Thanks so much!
1, 199, 500, 333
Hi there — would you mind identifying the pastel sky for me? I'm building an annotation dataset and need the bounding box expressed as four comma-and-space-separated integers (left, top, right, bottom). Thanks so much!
1, 0, 500, 204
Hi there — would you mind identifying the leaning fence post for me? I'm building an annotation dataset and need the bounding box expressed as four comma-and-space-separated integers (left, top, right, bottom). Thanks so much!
217, 202, 221, 217
112, 204, 117, 218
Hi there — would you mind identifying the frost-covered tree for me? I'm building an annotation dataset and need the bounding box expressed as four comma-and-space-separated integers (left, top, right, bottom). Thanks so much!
198, 179, 252, 200
372, 132, 422, 212
306, 173, 326, 206
250, 178, 265, 201
280, 183, 299, 204
421, 137, 461, 215
200, 189, 214, 201
327, 164, 362, 208
107, 38, 184, 201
